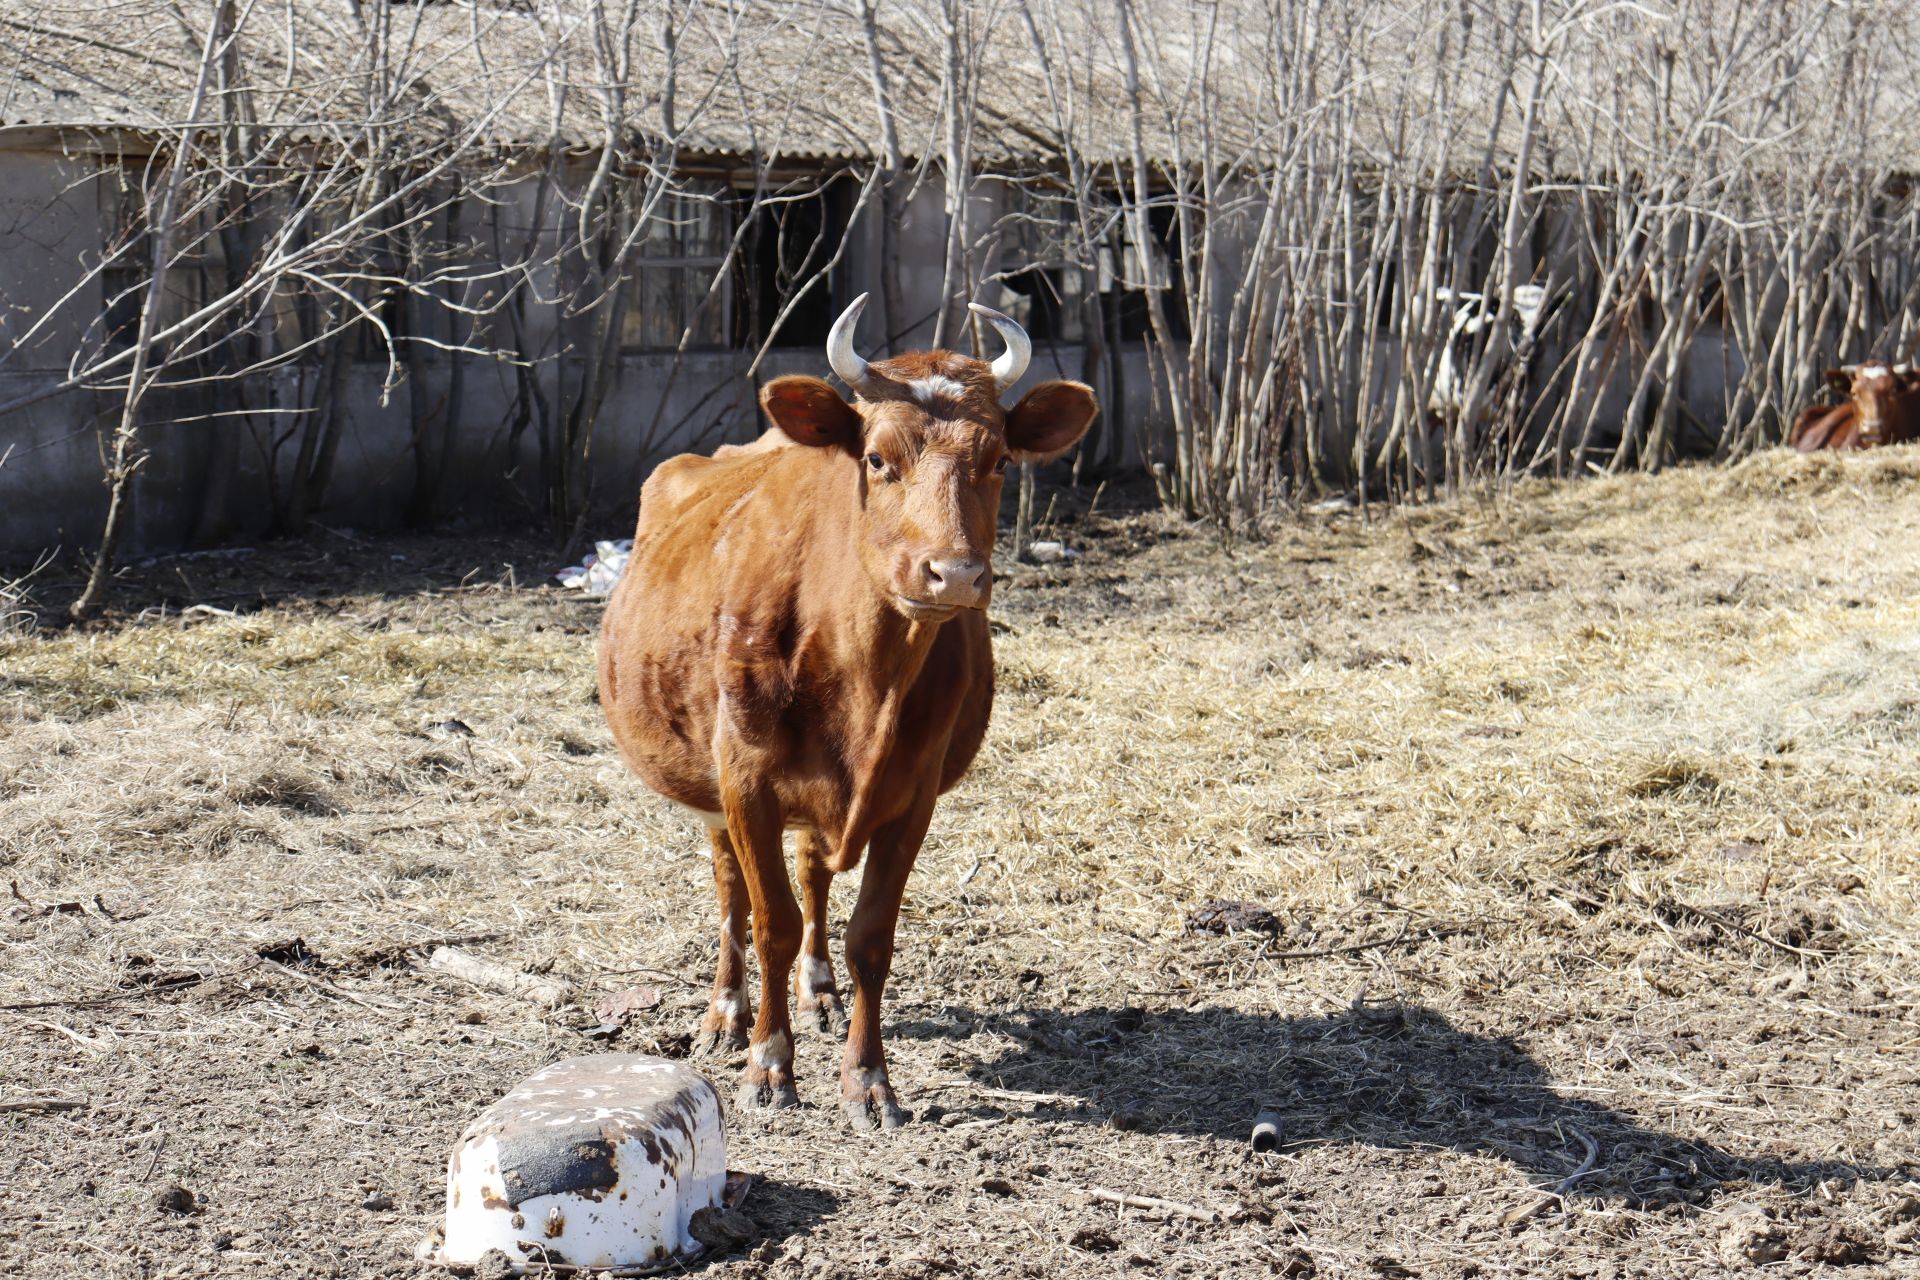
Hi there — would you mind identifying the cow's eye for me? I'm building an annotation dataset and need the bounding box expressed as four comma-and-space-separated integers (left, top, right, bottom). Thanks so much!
994, 456, 1011, 474
866, 452, 886, 472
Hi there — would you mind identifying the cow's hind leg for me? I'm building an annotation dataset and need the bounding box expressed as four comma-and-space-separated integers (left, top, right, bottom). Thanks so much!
725, 785, 802, 1111
794, 830, 845, 1034
839, 790, 935, 1131
693, 826, 753, 1056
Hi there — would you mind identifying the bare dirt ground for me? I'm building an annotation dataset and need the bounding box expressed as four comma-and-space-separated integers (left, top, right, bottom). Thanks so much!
4, 451, 1920, 1280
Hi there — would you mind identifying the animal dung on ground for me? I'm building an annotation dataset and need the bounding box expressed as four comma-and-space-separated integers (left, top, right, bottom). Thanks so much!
1184, 898, 1282, 937
433, 1055, 728, 1272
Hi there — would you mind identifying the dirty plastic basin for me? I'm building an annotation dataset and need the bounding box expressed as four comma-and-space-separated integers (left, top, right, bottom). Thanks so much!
436, 1054, 725, 1272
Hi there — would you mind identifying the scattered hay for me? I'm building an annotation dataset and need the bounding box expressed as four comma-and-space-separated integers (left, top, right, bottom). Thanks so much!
1626, 756, 1723, 798
3, 455, 1920, 1279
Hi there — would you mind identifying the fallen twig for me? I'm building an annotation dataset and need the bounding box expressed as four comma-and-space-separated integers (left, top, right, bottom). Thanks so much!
0, 961, 258, 1012
1500, 1195, 1559, 1229
0, 1098, 88, 1114
1347, 979, 1405, 1024
1656, 899, 1834, 959
350, 932, 503, 968
1553, 1127, 1601, 1196
1087, 1186, 1220, 1223
1192, 919, 1484, 968
426, 946, 570, 1010
1500, 1127, 1600, 1228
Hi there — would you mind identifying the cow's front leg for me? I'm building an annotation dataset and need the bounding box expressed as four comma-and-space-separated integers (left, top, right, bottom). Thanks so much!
794, 830, 845, 1034
693, 827, 753, 1056
724, 785, 801, 1111
839, 793, 935, 1131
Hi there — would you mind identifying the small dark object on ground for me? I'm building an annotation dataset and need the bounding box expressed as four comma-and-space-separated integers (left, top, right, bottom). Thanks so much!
429, 719, 476, 737
154, 1185, 194, 1215
255, 937, 320, 967
361, 1192, 393, 1211
1251, 1109, 1286, 1153
1185, 899, 1281, 936
1273, 1248, 1317, 1277
472, 1249, 517, 1280
1794, 1220, 1877, 1266
9, 880, 85, 918
1070, 1228, 1119, 1252
687, 1205, 756, 1252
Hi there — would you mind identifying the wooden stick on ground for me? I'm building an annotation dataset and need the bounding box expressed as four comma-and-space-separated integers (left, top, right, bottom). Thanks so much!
0, 963, 257, 1012
426, 946, 570, 1009
0, 1098, 87, 1114
1087, 1186, 1220, 1223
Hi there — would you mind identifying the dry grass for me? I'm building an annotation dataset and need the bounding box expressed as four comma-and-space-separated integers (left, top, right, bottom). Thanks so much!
3, 454, 1919, 1279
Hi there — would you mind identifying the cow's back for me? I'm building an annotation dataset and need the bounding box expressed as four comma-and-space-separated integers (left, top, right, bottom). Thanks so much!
1791, 403, 1857, 452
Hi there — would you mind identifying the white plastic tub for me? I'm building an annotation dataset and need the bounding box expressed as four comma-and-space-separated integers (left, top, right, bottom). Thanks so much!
434, 1055, 726, 1274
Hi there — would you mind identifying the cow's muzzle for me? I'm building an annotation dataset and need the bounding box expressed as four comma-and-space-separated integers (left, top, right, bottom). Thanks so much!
908, 554, 991, 612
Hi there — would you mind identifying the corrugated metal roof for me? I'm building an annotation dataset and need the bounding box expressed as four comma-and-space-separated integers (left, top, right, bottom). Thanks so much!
0, 1, 1913, 174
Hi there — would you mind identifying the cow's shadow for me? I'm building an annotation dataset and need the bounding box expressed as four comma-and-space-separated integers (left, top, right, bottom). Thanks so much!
891, 1002, 1892, 1207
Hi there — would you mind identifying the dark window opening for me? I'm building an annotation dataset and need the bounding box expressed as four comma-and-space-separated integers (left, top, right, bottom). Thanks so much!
1001, 267, 1080, 343
97, 168, 206, 358
733, 179, 850, 351
1107, 203, 1190, 344
996, 194, 1087, 344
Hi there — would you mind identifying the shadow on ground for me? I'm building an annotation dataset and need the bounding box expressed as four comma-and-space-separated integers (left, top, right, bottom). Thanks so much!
732, 1176, 841, 1249
893, 1003, 1892, 1208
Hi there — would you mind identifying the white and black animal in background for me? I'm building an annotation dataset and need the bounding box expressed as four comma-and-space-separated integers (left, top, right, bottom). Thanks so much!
1426, 284, 1550, 425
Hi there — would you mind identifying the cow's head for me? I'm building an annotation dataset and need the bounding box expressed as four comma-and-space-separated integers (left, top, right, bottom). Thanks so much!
758, 295, 1098, 622
1842, 363, 1920, 447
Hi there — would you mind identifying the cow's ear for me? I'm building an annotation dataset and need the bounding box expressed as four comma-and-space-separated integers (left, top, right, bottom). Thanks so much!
761, 376, 861, 450
1005, 380, 1098, 463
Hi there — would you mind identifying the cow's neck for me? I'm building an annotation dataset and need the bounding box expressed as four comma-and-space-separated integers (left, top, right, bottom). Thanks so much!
808, 472, 947, 862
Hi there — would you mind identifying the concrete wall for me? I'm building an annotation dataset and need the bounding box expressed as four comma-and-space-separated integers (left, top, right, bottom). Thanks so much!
0, 149, 1758, 562
0, 163, 1184, 561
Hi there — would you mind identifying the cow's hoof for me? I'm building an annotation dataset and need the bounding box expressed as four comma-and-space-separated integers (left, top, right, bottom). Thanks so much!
842, 1086, 908, 1132
736, 1078, 800, 1111
800, 992, 846, 1035
691, 1025, 750, 1058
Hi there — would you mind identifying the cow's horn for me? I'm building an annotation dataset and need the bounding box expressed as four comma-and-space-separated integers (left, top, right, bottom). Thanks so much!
827, 294, 876, 394
969, 302, 1031, 394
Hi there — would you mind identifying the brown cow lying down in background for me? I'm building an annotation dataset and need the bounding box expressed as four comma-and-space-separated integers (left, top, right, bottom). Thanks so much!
1790, 363, 1920, 451
598, 297, 1097, 1129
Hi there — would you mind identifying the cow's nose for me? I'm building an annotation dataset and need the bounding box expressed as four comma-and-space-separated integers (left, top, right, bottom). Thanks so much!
921, 555, 990, 608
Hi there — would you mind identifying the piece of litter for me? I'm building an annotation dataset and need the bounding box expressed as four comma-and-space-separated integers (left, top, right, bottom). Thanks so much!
556, 539, 633, 595
1028, 540, 1078, 563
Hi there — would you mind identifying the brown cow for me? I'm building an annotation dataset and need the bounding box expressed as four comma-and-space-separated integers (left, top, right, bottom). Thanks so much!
598, 297, 1097, 1129
1790, 363, 1920, 452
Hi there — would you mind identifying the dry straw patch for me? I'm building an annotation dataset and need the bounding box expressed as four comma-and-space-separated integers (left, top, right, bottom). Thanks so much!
3, 453, 1919, 1279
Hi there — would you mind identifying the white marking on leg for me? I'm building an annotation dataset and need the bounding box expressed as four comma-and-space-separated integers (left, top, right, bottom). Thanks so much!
711, 992, 743, 1020
849, 1066, 887, 1091
750, 1030, 792, 1071
801, 955, 834, 999
721, 915, 746, 961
